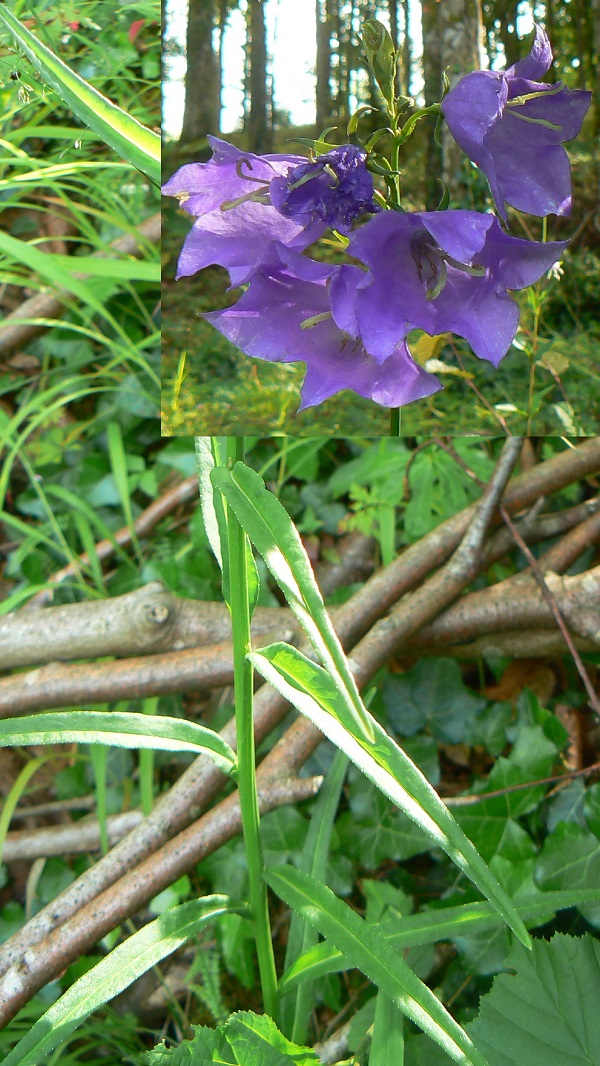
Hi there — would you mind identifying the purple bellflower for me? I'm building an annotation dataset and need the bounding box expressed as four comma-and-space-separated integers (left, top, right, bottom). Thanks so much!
339, 209, 568, 366
269, 144, 380, 234
162, 138, 379, 287
161, 136, 325, 286
441, 25, 591, 219
204, 244, 441, 410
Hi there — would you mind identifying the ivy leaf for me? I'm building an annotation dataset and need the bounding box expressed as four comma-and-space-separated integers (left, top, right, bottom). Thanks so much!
381, 659, 486, 744
467, 934, 600, 1065
535, 822, 600, 927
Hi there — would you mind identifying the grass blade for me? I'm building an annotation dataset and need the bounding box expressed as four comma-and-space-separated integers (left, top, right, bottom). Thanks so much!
0, 6, 160, 186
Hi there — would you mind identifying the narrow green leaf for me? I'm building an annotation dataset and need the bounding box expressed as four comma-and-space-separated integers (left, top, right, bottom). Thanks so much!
0, 711, 237, 776
279, 889, 600, 993
211, 462, 375, 741
266, 866, 488, 1066
0, 6, 160, 186
1, 897, 235, 1066
251, 642, 530, 949
196, 440, 260, 618
90, 744, 109, 855
107, 421, 141, 562
0, 757, 51, 867
281, 749, 349, 1043
371, 992, 405, 1066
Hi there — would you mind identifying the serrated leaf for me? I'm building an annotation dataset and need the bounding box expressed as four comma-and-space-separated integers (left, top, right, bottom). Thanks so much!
224, 1011, 320, 1065
535, 822, 600, 926
467, 934, 600, 1065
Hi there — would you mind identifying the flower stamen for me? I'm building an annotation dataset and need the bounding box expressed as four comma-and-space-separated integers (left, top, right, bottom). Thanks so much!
300, 311, 333, 329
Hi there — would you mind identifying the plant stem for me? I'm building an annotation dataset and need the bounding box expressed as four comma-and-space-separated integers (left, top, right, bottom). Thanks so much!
225, 436, 279, 1023
526, 215, 547, 434
390, 407, 401, 435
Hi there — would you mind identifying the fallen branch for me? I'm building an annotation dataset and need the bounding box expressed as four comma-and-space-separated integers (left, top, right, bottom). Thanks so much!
1, 810, 143, 864
0, 438, 596, 985
2, 533, 375, 670
3, 501, 599, 674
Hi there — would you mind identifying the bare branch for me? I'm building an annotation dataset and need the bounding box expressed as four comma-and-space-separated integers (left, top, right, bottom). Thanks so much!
1, 811, 143, 863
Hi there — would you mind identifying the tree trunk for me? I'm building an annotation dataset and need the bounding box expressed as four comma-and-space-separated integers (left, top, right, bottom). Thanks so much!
421, 0, 443, 208
316, 0, 333, 127
247, 0, 272, 152
180, 0, 220, 145
402, 0, 411, 95
440, 0, 485, 201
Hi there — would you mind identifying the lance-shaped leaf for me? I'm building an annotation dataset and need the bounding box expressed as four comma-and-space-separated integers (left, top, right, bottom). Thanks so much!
265, 865, 489, 1066
0, 6, 160, 186
211, 462, 375, 742
279, 888, 600, 993
2, 897, 237, 1066
0, 710, 237, 777
251, 642, 530, 949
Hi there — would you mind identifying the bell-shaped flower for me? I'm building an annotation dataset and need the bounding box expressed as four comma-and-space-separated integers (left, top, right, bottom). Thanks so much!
269, 144, 380, 234
204, 245, 441, 410
161, 136, 325, 285
441, 24, 591, 219
340, 209, 568, 366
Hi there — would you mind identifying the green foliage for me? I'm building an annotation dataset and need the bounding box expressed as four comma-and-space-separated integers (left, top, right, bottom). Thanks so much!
467, 934, 600, 1065
143, 1011, 319, 1065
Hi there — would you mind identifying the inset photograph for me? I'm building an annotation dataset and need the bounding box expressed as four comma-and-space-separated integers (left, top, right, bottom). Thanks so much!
162, 2, 598, 437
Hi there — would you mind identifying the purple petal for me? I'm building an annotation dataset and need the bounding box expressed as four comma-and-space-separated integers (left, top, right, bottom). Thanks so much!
299, 339, 441, 410
162, 137, 303, 218
431, 271, 520, 365
441, 71, 506, 161
420, 210, 494, 264
475, 218, 568, 290
484, 117, 575, 216
506, 24, 552, 80
175, 202, 324, 286
203, 249, 440, 410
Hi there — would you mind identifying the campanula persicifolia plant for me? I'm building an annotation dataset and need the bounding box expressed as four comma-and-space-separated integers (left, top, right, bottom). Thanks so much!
163, 22, 590, 433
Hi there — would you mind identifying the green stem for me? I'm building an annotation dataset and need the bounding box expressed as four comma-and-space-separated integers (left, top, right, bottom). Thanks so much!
225, 436, 279, 1022
526, 216, 547, 435
390, 407, 401, 436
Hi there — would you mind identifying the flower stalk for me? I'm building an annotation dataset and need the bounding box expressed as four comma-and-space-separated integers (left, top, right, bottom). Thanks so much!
224, 436, 279, 1022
